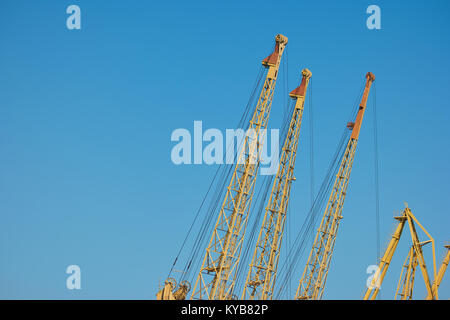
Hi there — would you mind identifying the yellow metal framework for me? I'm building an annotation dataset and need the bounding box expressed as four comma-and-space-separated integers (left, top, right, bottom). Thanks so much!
363, 205, 442, 300
395, 246, 419, 300
190, 34, 288, 300
295, 72, 375, 300
242, 69, 312, 300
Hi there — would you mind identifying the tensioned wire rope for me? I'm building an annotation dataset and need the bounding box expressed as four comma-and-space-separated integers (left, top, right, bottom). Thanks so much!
233, 49, 296, 297
274, 79, 367, 299
178, 45, 295, 289
180, 66, 267, 285
234, 94, 296, 297
167, 64, 267, 283
168, 42, 292, 288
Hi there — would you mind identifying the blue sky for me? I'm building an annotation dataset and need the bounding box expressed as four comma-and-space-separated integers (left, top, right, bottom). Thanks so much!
0, 0, 449, 299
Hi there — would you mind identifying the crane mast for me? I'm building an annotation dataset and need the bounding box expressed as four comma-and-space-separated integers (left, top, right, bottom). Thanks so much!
295, 72, 375, 300
242, 69, 312, 300
191, 34, 288, 300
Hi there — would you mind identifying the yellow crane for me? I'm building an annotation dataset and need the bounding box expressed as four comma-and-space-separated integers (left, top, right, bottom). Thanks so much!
364, 205, 449, 300
189, 34, 288, 300
294, 72, 375, 300
427, 244, 450, 299
394, 245, 419, 300
242, 69, 312, 300
364, 209, 408, 299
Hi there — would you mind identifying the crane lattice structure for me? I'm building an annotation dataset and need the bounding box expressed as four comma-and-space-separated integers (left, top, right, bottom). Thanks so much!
190, 34, 288, 300
294, 72, 375, 300
242, 69, 311, 300
155, 35, 449, 300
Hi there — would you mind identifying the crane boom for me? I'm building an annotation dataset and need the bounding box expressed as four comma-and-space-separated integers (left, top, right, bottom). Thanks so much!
242, 69, 312, 300
191, 34, 288, 300
295, 72, 375, 300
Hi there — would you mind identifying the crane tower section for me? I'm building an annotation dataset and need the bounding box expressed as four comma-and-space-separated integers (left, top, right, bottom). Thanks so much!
191, 34, 288, 300
295, 72, 375, 300
242, 69, 311, 300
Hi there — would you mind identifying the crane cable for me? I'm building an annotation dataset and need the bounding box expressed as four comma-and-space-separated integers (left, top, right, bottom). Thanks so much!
235, 98, 294, 290
166, 65, 267, 282
275, 124, 351, 298
234, 53, 293, 293
233, 174, 275, 295
282, 72, 314, 299
372, 83, 381, 268
274, 80, 366, 298
182, 66, 267, 284
309, 78, 315, 206
234, 55, 295, 295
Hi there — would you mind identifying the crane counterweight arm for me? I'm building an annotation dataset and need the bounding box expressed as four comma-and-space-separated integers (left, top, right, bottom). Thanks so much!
242, 69, 312, 300
190, 34, 288, 300
295, 72, 374, 300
